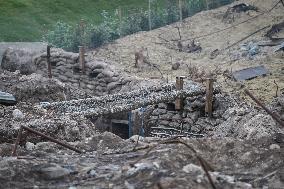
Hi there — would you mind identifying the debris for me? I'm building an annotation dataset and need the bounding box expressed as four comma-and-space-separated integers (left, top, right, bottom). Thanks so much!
240, 42, 260, 57
232, 65, 268, 81
186, 41, 202, 53
230, 3, 258, 13
12, 109, 24, 120
274, 42, 284, 52
244, 89, 284, 128
223, 3, 258, 23
265, 21, 284, 39
209, 49, 220, 59
0, 91, 17, 105
171, 62, 180, 70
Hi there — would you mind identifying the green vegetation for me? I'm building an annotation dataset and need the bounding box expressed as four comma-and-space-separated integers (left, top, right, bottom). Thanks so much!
0, 0, 163, 41
0, 0, 234, 49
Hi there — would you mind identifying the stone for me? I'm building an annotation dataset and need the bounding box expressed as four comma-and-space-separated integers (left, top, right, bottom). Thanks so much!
107, 82, 120, 91
25, 142, 35, 151
152, 109, 167, 116
269, 144, 280, 150
188, 111, 200, 122
33, 164, 71, 180
159, 120, 170, 126
102, 70, 114, 78
182, 164, 204, 175
158, 103, 167, 109
171, 62, 180, 70
169, 122, 180, 128
12, 109, 24, 120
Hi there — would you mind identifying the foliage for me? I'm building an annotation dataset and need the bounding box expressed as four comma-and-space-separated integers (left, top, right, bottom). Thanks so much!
43, 0, 235, 52
42, 21, 74, 51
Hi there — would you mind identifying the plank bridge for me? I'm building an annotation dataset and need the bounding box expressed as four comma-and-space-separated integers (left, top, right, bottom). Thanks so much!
41, 80, 210, 117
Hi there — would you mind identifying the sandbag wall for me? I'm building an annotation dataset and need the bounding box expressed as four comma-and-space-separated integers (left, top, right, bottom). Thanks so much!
33, 49, 131, 96
149, 93, 226, 137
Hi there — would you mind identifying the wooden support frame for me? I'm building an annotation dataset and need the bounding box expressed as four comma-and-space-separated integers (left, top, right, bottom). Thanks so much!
205, 78, 214, 117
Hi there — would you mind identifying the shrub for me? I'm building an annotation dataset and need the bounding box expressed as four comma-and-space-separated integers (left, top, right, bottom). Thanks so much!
42, 21, 74, 51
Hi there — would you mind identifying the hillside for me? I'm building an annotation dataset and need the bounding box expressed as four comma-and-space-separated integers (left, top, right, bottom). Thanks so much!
94, 0, 284, 103
0, 0, 163, 42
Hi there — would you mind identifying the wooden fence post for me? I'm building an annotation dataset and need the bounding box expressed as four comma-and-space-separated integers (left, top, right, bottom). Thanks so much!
205, 78, 214, 117
47, 45, 52, 79
175, 76, 185, 110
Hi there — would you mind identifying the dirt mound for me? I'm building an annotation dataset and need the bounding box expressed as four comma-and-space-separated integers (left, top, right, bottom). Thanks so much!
0, 70, 90, 104
0, 136, 283, 188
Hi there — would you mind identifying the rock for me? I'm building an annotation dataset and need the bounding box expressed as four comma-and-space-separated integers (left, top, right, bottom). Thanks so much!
107, 82, 120, 91
25, 142, 35, 151
1, 48, 36, 74
33, 164, 71, 180
12, 109, 24, 120
188, 111, 200, 122
171, 62, 180, 70
182, 163, 204, 175
152, 109, 167, 116
158, 103, 167, 109
269, 144, 280, 150
159, 120, 170, 126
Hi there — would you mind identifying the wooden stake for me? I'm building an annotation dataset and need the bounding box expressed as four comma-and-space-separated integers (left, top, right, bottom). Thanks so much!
47, 45, 52, 79
79, 46, 86, 74
205, 78, 214, 117
175, 76, 185, 110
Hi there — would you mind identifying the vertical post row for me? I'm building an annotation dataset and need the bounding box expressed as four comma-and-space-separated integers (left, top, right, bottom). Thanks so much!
205, 78, 214, 117
79, 46, 86, 74
47, 45, 52, 79
175, 76, 185, 110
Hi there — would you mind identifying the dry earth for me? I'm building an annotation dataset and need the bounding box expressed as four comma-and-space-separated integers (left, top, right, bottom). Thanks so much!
93, 0, 284, 103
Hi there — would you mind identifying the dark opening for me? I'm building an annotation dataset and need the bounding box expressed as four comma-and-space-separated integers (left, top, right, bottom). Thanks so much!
111, 120, 129, 139
166, 103, 175, 111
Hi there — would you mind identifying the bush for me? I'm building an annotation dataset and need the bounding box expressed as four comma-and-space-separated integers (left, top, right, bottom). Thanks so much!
43, 0, 234, 52
42, 21, 75, 51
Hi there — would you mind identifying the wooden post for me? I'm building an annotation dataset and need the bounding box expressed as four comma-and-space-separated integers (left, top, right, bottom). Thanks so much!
148, 0, 152, 30
47, 45, 52, 79
79, 46, 86, 74
205, 78, 214, 117
179, 0, 183, 22
175, 76, 185, 110
79, 19, 85, 46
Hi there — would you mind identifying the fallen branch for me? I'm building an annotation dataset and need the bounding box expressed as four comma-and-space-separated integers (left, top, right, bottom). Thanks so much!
244, 89, 284, 127
129, 138, 216, 189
